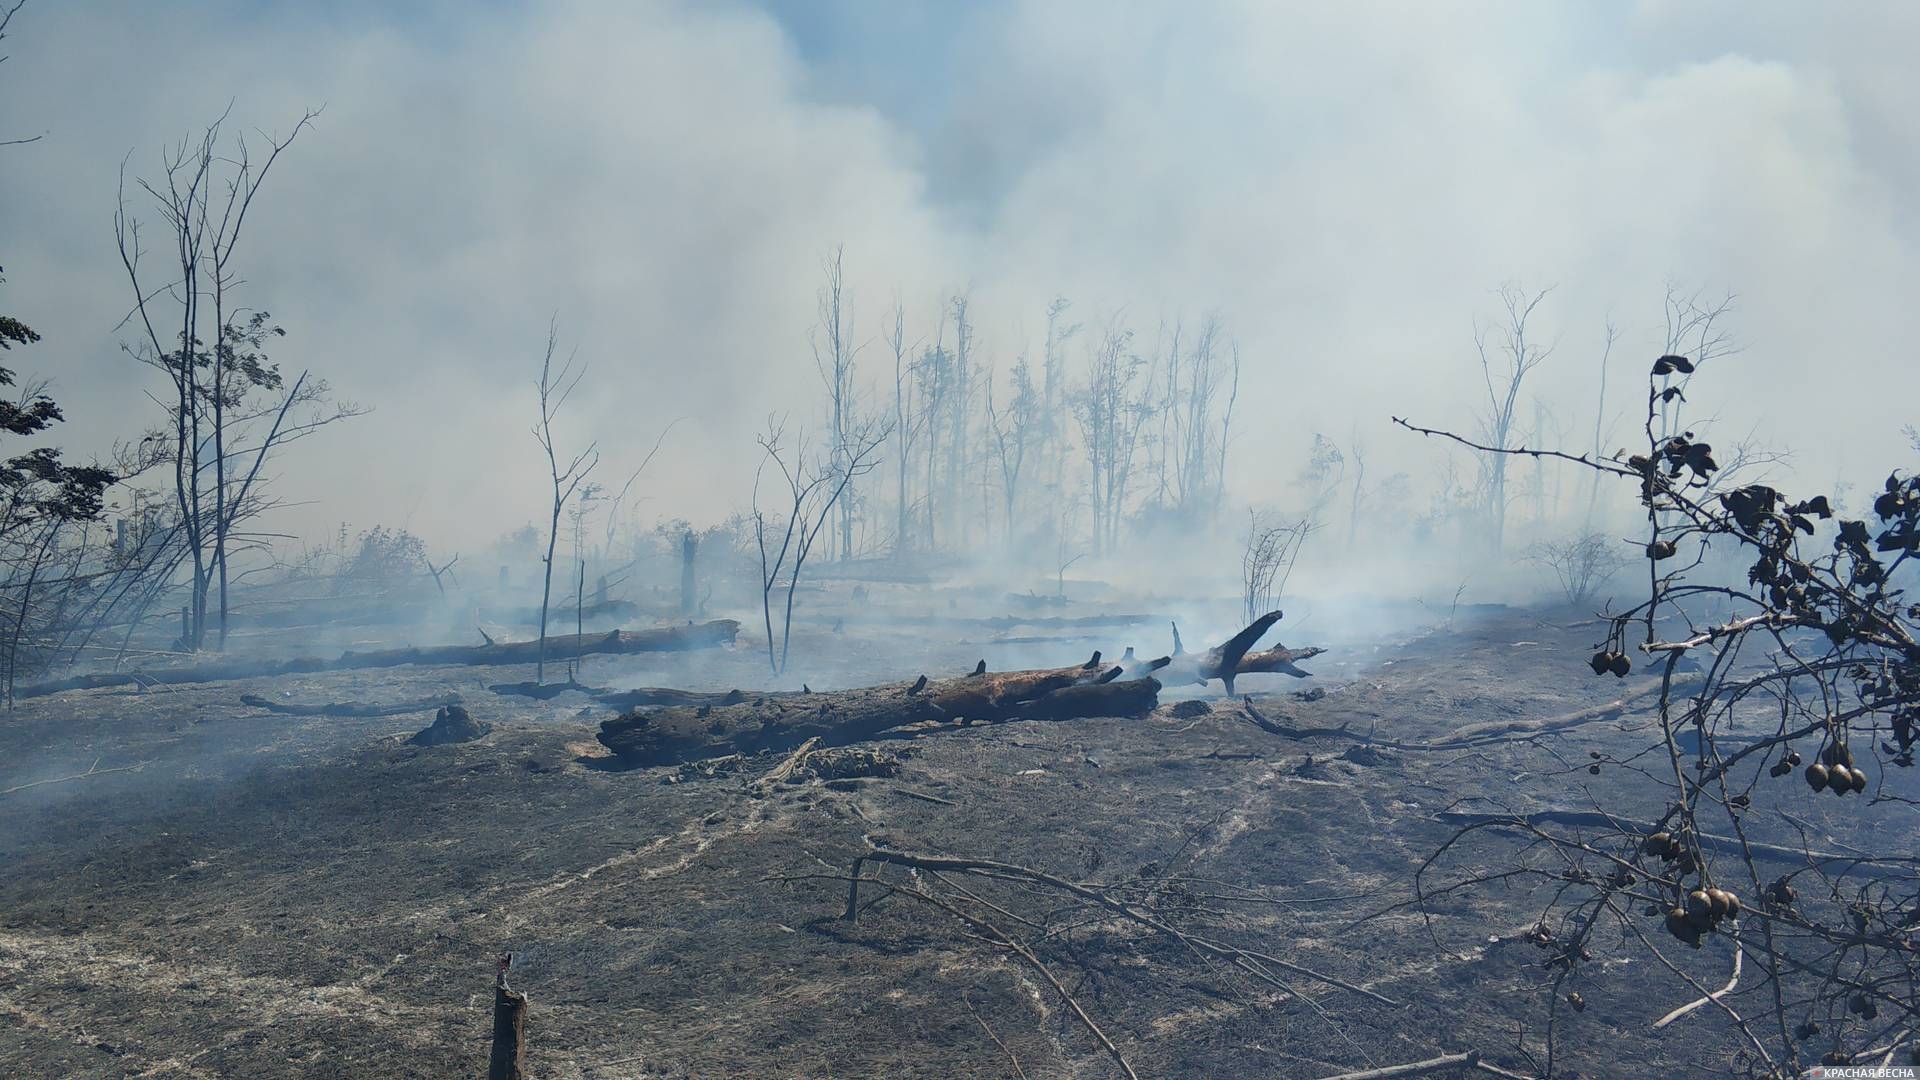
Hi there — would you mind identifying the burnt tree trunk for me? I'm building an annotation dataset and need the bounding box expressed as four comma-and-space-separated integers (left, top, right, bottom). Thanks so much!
1137, 611, 1324, 692
598, 659, 1161, 765
488, 982, 528, 1080
679, 531, 697, 616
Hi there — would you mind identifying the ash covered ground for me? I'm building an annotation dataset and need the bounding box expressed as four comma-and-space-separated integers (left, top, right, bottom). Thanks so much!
4, 584, 1894, 1079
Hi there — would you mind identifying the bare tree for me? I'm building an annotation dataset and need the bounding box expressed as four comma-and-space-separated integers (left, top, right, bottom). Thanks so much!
752, 416, 888, 675
1157, 314, 1241, 523
887, 297, 924, 555
1075, 319, 1152, 554
115, 106, 357, 651
1473, 283, 1555, 552
986, 357, 1039, 541
811, 247, 861, 561
530, 321, 598, 684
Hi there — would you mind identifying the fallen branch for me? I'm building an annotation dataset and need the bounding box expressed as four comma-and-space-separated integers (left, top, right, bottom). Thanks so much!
1652, 929, 1742, 1029
1, 757, 150, 796
850, 842, 1401, 1008
237, 692, 463, 718
490, 680, 752, 710
18, 620, 741, 699
1313, 1051, 1479, 1080
1432, 809, 1918, 878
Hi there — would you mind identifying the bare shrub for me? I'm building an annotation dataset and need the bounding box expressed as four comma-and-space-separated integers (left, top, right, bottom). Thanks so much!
1399, 351, 1919, 1073
1527, 531, 1627, 606
1241, 510, 1314, 624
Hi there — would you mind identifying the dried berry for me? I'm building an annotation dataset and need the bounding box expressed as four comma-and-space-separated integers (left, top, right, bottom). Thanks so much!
1806, 763, 1830, 791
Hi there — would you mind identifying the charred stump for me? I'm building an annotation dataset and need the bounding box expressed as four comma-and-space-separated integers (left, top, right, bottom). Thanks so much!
488, 957, 528, 1080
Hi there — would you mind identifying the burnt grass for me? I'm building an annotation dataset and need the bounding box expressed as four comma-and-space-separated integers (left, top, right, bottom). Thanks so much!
0, 600, 1902, 1077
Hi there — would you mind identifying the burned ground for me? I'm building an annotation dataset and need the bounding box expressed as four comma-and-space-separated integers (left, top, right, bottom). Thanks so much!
0, 600, 1901, 1078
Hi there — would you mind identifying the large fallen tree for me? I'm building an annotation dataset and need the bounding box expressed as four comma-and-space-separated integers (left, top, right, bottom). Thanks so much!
598, 612, 1317, 766
598, 656, 1162, 765
16, 621, 740, 699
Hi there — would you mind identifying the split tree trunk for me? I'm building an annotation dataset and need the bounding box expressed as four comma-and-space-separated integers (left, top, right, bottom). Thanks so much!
1135, 611, 1324, 692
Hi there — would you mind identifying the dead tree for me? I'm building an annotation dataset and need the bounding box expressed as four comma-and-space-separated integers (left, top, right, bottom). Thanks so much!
887, 296, 924, 554
1472, 283, 1555, 552
116, 106, 357, 652
1075, 319, 1151, 554
530, 321, 598, 684
811, 246, 861, 561
753, 417, 888, 675
986, 357, 1039, 541
1397, 350, 1920, 1073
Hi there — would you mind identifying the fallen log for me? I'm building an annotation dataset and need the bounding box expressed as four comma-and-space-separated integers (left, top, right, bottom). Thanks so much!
237, 692, 463, 717
16, 621, 740, 699
598, 657, 1161, 765
1134, 611, 1324, 692
488, 679, 753, 710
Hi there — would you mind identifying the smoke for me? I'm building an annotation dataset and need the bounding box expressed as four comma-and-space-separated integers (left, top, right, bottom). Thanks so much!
3, 0, 1917, 559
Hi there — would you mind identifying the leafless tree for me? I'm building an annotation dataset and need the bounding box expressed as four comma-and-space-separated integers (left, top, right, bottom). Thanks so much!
1075, 318, 1152, 554
811, 247, 862, 561
530, 321, 598, 684
1473, 283, 1556, 552
986, 357, 1039, 541
1155, 314, 1240, 523
0, 1, 41, 149
887, 297, 924, 555
115, 106, 358, 651
752, 416, 888, 675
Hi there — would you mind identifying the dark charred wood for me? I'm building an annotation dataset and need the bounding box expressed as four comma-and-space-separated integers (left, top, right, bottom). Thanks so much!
17, 620, 740, 699
598, 665, 1163, 765
237, 692, 462, 718
488, 980, 528, 1080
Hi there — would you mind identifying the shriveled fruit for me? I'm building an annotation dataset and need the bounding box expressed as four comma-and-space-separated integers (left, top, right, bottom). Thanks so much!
1608, 653, 1632, 678
1566, 991, 1585, 1012
1686, 889, 1716, 925
1587, 763, 1601, 775
1786, 750, 1802, 766
1588, 651, 1611, 675
1664, 907, 1700, 944
1642, 831, 1672, 857
1828, 764, 1854, 795
1806, 763, 1830, 791
1769, 760, 1793, 778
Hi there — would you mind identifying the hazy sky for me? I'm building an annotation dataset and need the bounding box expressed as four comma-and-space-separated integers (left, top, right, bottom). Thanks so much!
3, 1, 1916, 553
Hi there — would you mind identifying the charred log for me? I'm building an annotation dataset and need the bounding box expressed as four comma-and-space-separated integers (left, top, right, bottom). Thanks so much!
17, 620, 740, 699
238, 692, 462, 718
598, 661, 1161, 765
